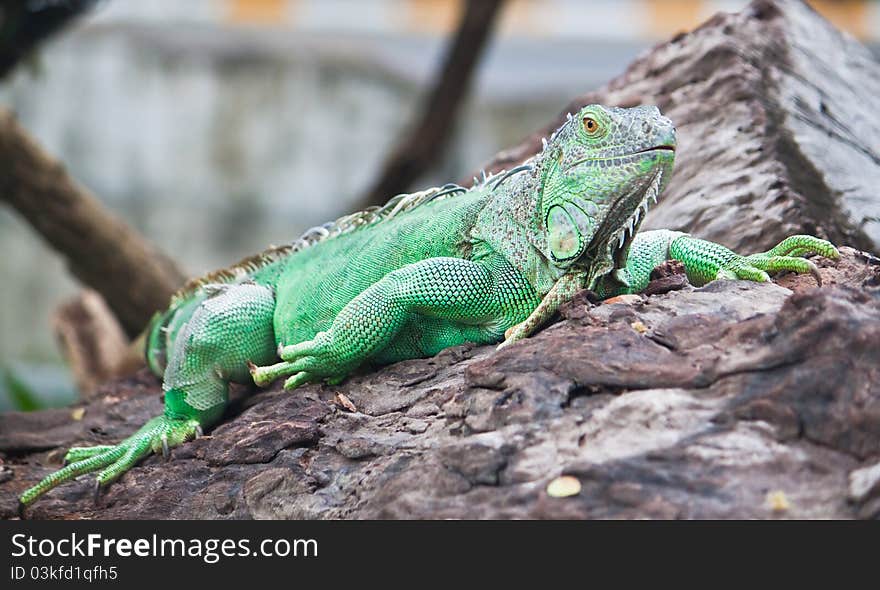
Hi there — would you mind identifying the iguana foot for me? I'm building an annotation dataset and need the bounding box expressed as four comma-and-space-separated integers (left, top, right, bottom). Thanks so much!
249, 358, 318, 390
741, 235, 839, 286
497, 322, 529, 350
669, 233, 839, 287
62, 445, 115, 464
19, 415, 202, 509
250, 332, 350, 390
497, 271, 585, 350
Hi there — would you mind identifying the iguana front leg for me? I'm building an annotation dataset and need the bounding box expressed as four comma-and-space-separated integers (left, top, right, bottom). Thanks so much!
251, 256, 538, 389
598, 229, 840, 297
669, 233, 839, 286
497, 272, 583, 349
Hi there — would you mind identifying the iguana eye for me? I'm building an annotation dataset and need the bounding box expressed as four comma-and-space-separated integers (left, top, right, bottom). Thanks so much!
583, 117, 599, 135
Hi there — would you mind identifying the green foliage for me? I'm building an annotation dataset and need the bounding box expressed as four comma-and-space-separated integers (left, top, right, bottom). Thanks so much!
2, 366, 41, 411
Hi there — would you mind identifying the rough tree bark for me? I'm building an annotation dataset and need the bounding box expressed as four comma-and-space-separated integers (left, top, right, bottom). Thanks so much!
2, 0, 879, 520
359, 0, 505, 207
0, 109, 186, 337
477, 0, 880, 255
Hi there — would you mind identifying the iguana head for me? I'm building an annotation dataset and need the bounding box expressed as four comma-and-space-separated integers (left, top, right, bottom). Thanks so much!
537, 104, 675, 287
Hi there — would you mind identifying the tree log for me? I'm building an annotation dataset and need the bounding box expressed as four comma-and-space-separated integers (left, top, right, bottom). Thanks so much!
0, 109, 186, 337
476, 0, 880, 255
51, 289, 143, 398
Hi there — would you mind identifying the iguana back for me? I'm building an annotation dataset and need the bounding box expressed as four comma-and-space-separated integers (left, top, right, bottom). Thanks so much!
145, 181, 498, 373
271, 185, 493, 345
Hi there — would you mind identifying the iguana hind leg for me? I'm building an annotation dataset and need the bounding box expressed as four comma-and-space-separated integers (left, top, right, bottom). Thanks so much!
19, 283, 278, 509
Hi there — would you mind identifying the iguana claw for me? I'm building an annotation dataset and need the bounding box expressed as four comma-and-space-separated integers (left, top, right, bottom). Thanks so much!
807, 260, 823, 287
741, 235, 838, 287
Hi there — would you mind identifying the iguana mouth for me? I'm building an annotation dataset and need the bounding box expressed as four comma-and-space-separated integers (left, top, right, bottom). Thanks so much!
632, 145, 675, 155
566, 144, 675, 170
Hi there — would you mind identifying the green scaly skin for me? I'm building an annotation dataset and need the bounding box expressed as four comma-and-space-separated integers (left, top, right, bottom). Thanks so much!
19, 105, 839, 510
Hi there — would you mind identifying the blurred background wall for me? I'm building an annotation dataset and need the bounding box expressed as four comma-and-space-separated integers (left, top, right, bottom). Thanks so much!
1, 0, 878, 409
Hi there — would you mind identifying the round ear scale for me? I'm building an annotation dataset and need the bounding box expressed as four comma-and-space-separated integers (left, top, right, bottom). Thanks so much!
547, 205, 583, 262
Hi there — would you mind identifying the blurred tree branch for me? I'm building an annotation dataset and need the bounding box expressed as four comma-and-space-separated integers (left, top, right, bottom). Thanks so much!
0, 109, 186, 337
359, 0, 505, 207
0, 0, 101, 78
0, 0, 186, 341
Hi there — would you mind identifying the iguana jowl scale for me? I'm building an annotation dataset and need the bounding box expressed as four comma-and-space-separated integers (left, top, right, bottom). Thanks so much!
20, 105, 838, 508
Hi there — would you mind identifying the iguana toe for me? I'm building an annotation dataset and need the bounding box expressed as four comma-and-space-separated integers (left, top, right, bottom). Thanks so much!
19, 415, 203, 507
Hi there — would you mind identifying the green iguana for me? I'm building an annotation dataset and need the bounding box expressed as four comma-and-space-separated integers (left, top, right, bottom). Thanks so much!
20, 104, 839, 509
